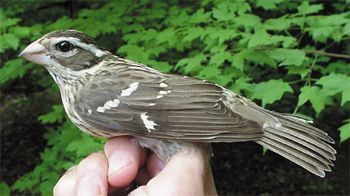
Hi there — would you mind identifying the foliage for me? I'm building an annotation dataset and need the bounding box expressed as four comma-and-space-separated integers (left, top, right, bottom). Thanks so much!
0, 182, 10, 196
1, 0, 349, 195
339, 119, 350, 143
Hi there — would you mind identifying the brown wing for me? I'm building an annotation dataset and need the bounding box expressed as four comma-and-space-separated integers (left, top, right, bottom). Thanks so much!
76, 68, 263, 142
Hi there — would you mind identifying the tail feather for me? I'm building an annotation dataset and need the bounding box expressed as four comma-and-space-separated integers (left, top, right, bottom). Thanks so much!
224, 93, 336, 177
266, 110, 335, 144
256, 138, 326, 177
265, 127, 335, 162
256, 114, 336, 178
277, 126, 336, 157
264, 131, 332, 168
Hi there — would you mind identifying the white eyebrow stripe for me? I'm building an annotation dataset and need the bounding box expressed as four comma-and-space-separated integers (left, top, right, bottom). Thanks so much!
120, 82, 139, 97
51, 37, 107, 57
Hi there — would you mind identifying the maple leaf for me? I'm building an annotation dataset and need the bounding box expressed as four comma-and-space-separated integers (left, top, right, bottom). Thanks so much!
252, 79, 293, 107
317, 73, 350, 106
297, 86, 330, 115
339, 120, 350, 143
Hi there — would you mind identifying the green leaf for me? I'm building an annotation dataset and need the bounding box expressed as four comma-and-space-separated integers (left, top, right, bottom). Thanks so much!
297, 86, 329, 115
230, 77, 254, 95
306, 13, 349, 42
344, 22, 350, 35
208, 28, 237, 43
0, 59, 33, 85
198, 65, 221, 79
230, 52, 245, 71
320, 61, 350, 75
38, 105, 65, 124
146, 60, 172, 73
209, 51, 231, 66
287, 65, 309, 78
243, 50, 277, 68
256, 0, 283, 10
316, 73, 350, 105
308, 25, 333, 43
268, 49, 306, 66
233, 14, 261, 28
190, 8, 211, 23
339, 120, 350, 143
2, 33, 20, 50
252, 79, 293, 107
167, 8, 190, 26
297, 1, 323, 15
282, 36, 297, 48
316, 73, 350, 94
234, 1, 251, 15
0, 182, 10, 196
212, 67, 237, 86
342, 89, 350, 106
264, 18, 292, 31
248, 29, 270, 48
319, 13, 349, 26
212, 2, 233, 21
11, 26, 30, 38
156, 28, 177, 45
118, 44, 149, 62
39, 181, 55, 195
183, 27, 206, 41
0, 18, 20, 30
175, 54, 206, 75
66, 134, 104, 156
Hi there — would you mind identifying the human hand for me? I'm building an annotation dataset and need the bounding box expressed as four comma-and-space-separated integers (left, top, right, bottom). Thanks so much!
53, 136, 217, 196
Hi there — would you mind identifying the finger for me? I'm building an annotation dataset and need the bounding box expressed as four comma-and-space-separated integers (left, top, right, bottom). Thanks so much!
76, 152, 108, 196
135, 152, 164, 185
146, 152, 165, 178
104, 136, 144, 188
205, 164, 217, 195
130, 143, 217, 196
135, 167, 151, 185
53, 165, 78, 196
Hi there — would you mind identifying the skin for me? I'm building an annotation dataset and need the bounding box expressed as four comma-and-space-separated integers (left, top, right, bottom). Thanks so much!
53, 136, 218, 196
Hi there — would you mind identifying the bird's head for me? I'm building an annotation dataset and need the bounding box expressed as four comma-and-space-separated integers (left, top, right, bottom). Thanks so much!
20, 30, 110, 82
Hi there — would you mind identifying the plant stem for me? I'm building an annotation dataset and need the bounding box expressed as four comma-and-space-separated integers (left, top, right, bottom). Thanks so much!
303, 50, 350, 59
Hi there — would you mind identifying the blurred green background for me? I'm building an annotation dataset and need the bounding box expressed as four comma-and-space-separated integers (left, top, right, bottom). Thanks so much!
0, 0, 349, 195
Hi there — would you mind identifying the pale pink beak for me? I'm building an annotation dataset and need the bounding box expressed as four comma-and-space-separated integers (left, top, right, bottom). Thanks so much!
19, 40, 51, 65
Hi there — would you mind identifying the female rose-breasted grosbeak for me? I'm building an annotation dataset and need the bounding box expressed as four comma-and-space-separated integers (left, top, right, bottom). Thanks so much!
20, 30, 336, 177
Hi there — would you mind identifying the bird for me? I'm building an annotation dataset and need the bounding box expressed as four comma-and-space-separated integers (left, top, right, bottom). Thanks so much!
19, 30, 336, 178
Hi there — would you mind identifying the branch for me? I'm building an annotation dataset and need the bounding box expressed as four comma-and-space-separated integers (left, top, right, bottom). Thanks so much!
303, 50, 350, 59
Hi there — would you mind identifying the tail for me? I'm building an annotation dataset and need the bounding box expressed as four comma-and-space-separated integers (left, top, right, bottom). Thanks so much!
256, 111, 336, 177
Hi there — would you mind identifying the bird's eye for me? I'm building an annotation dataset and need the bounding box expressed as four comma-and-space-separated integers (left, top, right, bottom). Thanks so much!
56, 41, 73, 52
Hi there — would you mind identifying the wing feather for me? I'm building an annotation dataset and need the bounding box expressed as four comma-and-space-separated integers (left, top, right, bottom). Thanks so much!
76, 70, 263, 141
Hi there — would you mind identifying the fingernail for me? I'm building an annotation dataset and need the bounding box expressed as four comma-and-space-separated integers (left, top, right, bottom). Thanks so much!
77, 175, 101, 196
108, 151, 132, 176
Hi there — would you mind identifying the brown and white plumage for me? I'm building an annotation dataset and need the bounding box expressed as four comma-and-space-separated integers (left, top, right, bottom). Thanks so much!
20, 30, 336, 177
